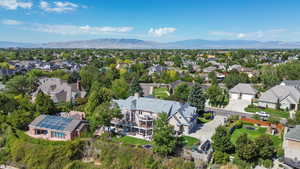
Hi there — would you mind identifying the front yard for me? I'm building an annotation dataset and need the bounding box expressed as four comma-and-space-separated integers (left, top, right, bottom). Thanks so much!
153, 87, 170, 99
245, 105, 290, 119
181, 136, 200, 148
231, 126, 282, 148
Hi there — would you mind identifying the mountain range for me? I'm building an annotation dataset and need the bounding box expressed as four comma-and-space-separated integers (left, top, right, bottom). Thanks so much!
1, 38, 300, 49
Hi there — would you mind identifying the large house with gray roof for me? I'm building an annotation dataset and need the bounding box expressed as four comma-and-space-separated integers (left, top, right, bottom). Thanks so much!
112, 95, 198, 140
27, 115, 87, 141
258, 85, 300, 111
32, 77, 86, 103
284, 125, 300, 168
229, 83, 257, 101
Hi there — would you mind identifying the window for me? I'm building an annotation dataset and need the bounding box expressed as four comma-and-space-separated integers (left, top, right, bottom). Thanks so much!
51, 131, 65, 139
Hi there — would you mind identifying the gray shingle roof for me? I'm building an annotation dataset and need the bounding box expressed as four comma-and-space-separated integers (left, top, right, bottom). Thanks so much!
258, 85, 300, 104
229, 83, 257, 95
286, 125, 300, 142
282, 80, 300, 87
113, 96, 197, 124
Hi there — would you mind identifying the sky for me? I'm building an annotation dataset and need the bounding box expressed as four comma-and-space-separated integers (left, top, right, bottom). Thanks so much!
1, 0, 300, 43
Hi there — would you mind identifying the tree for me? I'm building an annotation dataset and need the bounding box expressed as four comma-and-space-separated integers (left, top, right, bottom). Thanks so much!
153, 113, 177, 156
5, 75, 32, 95
214, 151, 229, 164
188, 83, 206, 115
173, 82, 191, 102
85, 87, 113, 114
211, 126, 234, 154
254, 134, 275, 159
129, 78, 143, 96
206, 84, 229, 107
111, 78, 130, 99
88, 102, 122, 131
208, 72, 217, 85
79, 65, 100, 91
9, 109, 34, 130
224, 71, 249, 89
236, 133, 258, 162
0, 94, 17, 114
35, 91, 56, 115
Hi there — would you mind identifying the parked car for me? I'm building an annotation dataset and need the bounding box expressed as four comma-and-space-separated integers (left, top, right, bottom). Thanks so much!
255, 111, 270, 118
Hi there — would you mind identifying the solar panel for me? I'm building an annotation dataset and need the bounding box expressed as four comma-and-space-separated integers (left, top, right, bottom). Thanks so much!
36, 115, 73, 131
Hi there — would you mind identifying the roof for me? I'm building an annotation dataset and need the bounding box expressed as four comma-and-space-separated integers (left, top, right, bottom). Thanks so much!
286, 125, 300, 142
113, 96, 197, 125
281, 80, 300, 87
229, 83, 257, 95
29, 115, 83, 132
258, 85, 300, 104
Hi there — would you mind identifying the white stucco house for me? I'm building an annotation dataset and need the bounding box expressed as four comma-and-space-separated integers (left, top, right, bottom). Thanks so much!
229, 83, 257, 101
258, 85, 300, 111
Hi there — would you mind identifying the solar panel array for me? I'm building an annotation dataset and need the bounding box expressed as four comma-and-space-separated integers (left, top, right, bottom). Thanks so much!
36, 115, 73, 131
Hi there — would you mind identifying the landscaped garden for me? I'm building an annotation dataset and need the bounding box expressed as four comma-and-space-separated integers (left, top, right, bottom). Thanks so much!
153, 87, 170, 99
231, 125, 282, 147
112, 136, 152, 146
245, 105, 289, 118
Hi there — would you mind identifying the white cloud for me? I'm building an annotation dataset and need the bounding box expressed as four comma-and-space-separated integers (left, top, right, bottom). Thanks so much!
32, 24, 134, 35
40, 1, 79, 13
0, 0, 32, 10
209, 29, 288, 40
1, 19, 23, 25
148, 27, 176, 37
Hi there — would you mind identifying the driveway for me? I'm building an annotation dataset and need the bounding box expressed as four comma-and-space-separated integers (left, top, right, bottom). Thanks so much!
224, 99, 251, 113
187, 115, 226, 142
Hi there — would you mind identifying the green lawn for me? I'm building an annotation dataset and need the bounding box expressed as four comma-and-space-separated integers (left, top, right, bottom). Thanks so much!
153, 87, 169, 99
113, 136, 151, 146
181, 136, 200, 148
231, 127, 282, 148
198, 117, 211, 123
245, 106, 289, 118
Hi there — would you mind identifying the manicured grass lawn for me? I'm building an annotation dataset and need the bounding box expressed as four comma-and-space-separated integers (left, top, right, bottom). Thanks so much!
198, 117, 211, 123
113, 136, 151, 146
181, 136, 200, 148
231, 127, 282, 148
245, 106, 289, 118
153, 87, 169, 99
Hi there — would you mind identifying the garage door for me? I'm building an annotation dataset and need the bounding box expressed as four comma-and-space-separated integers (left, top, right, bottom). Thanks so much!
241, 94, 254, 101
230, 93, 240, 100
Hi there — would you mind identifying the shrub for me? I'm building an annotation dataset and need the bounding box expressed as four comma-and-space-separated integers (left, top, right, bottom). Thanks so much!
262, 159, 273, 168
214, 151, 229, 164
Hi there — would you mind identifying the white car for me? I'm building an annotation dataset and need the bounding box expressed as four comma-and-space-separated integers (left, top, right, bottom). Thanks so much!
255, 111, 270, 118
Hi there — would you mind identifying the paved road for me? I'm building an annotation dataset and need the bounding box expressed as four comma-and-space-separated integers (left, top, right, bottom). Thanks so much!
205, 107, 288, 124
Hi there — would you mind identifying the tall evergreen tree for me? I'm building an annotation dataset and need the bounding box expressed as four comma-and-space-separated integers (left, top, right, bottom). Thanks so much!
212, 126, 234, 154
129, 78, 143, 96
188, 83, 206, 114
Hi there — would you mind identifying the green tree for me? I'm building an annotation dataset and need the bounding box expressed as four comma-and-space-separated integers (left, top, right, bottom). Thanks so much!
153, 113, 177, 156
85, 87, 113, 114
129, 78, 143, 96
79, 65, 100, 91
0, 94, 17, 114
214, 151, 230, 164
236, 134, 258, 162
206, 84, 229, 107
88, 102, 122, 131
255, 134, 275, 159
5, 75, 33, 95
224, 71, 249, 89
111, 78, 130, 99
188, 83, 206, 115
35, 91, 56, 115
173, 82, 191, 102
208, 71, 217, 85
211, 126, 234, 154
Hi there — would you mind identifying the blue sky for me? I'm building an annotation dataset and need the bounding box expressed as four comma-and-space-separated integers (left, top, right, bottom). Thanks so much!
1, 0, 300, 43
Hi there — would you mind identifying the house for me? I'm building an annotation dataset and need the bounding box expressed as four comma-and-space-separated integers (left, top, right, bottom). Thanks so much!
202, 66, 217, 73
229, 83, 257, 101
258, 85, 300, 111
281, 80, 300, 90
27, 115, 87, 141
148, 64, 167, 75
32, 78, 86, 103
284, 125, 300, 168
112, 95, 198, 140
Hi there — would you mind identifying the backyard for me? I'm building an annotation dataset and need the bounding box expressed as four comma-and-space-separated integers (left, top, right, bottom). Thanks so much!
181, 136, 200, 148
153, 87, 170, 99
231, 126, 282, 148
245, 105, 290, 119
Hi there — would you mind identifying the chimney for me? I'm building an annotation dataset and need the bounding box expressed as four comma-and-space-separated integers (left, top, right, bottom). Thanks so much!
77, 80, 81, 91
134, 92, 140, 98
